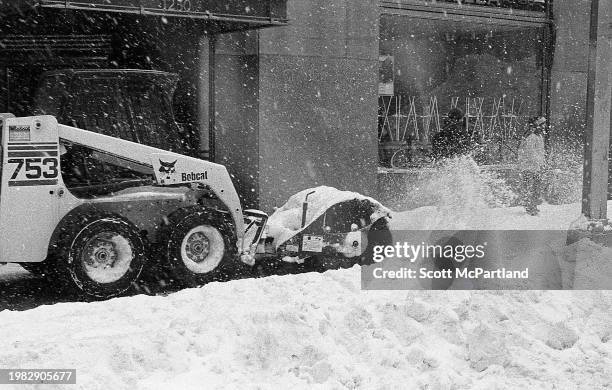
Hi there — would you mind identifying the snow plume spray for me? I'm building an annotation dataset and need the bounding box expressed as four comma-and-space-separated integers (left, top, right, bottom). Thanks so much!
392, 155, 516, 211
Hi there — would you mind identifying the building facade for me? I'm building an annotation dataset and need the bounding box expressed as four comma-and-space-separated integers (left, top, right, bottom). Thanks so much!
215, 0, 596, 212
212, 1, 379, 211
0, 0, 597, 212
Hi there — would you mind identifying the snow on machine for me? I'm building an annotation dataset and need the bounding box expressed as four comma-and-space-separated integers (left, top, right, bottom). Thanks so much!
0, 114, 391, 298
262, 187, 392, 271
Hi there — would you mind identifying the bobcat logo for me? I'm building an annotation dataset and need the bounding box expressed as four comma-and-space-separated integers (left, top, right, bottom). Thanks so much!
158, 159, 177, 179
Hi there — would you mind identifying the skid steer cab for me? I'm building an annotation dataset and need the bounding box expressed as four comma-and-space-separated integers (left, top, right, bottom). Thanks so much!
0, 114, 267, 298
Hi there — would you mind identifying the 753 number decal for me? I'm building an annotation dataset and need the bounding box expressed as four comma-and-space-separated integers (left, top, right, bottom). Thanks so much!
8, 158, 59, 180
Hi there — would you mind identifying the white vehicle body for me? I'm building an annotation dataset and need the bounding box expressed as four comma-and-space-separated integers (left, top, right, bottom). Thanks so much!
0, 114, 264, 269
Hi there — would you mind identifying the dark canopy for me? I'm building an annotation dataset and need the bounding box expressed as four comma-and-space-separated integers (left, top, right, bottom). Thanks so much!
1, 0, 287, 31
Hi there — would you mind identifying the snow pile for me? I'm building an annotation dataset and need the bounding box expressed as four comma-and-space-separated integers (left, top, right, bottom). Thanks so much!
266, 186, 391, 247
390, 197, 597, 231
559, 238, 612, 290
2, 186, 611, 388
1, 268, 611, 389
0, 264, 31, 283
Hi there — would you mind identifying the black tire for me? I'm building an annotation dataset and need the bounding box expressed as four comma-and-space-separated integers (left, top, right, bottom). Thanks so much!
55, 211, 147, 298
390, 148, 411, 169
358, 217, 392, 266
430, 236, 460, 290
163, 206, 237, 287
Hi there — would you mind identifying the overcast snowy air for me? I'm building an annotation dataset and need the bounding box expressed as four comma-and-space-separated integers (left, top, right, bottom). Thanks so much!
0, 0, 611, 389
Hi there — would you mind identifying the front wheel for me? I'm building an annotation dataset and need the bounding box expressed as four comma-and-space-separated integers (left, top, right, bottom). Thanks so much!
55, 211, 147, 298
164, 207, 236, 287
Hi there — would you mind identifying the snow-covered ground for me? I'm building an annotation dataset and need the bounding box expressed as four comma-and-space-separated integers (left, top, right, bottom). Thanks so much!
0, 264, 30, 283
1, 198, 612, 389
391, 201, 585, 231
1, 268, 611, 390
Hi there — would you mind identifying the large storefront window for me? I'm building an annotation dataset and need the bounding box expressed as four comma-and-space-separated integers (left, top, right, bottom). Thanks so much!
379, 14, 549, 168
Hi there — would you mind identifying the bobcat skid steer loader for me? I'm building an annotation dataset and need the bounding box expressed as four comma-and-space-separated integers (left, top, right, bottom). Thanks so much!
0, 114, 267, 298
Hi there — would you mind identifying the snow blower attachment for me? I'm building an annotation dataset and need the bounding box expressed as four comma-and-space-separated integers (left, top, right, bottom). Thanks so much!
264, 187, 392, 268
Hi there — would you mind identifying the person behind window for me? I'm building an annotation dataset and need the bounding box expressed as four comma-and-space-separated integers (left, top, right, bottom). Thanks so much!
517, 116, 546, 216
431, 108, 471, 160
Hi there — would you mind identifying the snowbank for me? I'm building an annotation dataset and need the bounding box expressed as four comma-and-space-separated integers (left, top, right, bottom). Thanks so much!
390, 200, 589, 231
0, 264, 30, 283
2, 191, 612, 388
0, 268, 611, 390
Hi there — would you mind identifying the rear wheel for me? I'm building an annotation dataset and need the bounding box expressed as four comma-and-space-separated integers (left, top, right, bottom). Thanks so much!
55, 211, 147, 298
164, 207, 236, 287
